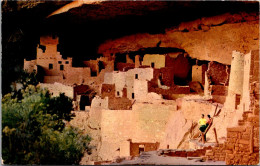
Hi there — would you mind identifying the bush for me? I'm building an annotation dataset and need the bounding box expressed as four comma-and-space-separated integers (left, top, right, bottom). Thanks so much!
2, 85, 91, 164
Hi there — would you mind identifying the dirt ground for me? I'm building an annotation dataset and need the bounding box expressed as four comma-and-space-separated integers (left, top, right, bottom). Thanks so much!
109, 151, 226, 165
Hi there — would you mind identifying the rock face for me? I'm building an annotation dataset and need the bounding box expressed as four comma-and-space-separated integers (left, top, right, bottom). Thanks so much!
98, 13, 259, 65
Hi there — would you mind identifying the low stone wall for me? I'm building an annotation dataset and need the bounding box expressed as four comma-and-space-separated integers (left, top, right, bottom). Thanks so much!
205, 143, 226, 161
148, 85, 190, 100
39, 82, 73, 98
130, 142, 160, 157
108, 97, 132, 110
211, 85, 228, 96
158, 146, 212, 158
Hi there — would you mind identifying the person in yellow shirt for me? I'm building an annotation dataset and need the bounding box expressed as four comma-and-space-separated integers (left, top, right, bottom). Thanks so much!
198, 114, 207, 141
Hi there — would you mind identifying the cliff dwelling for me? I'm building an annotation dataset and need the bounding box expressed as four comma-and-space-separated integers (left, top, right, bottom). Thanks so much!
2, 1, 259, 165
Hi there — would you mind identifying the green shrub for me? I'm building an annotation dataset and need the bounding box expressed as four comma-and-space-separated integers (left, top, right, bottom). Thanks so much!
2, 85, 91, 164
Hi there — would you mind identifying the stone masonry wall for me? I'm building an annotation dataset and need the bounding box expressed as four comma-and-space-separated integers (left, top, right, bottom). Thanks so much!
99, 101, 176, 160
205, 111, 259, 165
240, 50, 259, 113
24, 59, 37, 73
142, 54, 165, 69
224, 51, 244, 110
39, 82, 73, 99
192, 64, 207, 85
205, 50, 259, 165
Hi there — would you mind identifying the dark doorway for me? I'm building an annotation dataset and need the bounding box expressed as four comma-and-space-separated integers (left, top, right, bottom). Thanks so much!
114, 53, 127, 70
80, 95, 90, 110
159, 73, 165, 85
132, 93, 135, 99
98, 61, 105, 73
91, 71, 97, 76
139, 147, 144, 154
235, 94, 241, 109
60, 65, 64, 70
151, 62, 155, 68
49, 63, 53, 69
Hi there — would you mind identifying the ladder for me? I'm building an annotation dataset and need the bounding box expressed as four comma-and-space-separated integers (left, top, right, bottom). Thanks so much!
199, 104, 219, 143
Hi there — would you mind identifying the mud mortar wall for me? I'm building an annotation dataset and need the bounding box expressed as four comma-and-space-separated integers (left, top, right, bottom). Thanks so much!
142, 54, 165, 69
205, 50, 259, 165
192, 64, 207, 85
39, 82, 73, 98
99, 101, 176, 160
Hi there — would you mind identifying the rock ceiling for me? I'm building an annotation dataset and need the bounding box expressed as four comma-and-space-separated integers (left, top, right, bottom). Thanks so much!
2, 1, 259, 63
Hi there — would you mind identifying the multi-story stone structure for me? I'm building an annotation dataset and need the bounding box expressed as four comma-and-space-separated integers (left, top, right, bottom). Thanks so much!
24, 35, 91, 85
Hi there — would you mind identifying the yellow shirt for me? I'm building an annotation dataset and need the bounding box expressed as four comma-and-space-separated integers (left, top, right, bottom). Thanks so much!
199, 118, 207, 126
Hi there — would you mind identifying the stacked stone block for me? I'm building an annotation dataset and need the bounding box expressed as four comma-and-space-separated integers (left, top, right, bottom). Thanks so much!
205, 111, 259, 165
205, 143, 226, 161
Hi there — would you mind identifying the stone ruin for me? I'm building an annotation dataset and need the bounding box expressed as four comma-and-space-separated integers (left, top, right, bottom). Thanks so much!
24, 18, 259, 166
2, 1, 259, 165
